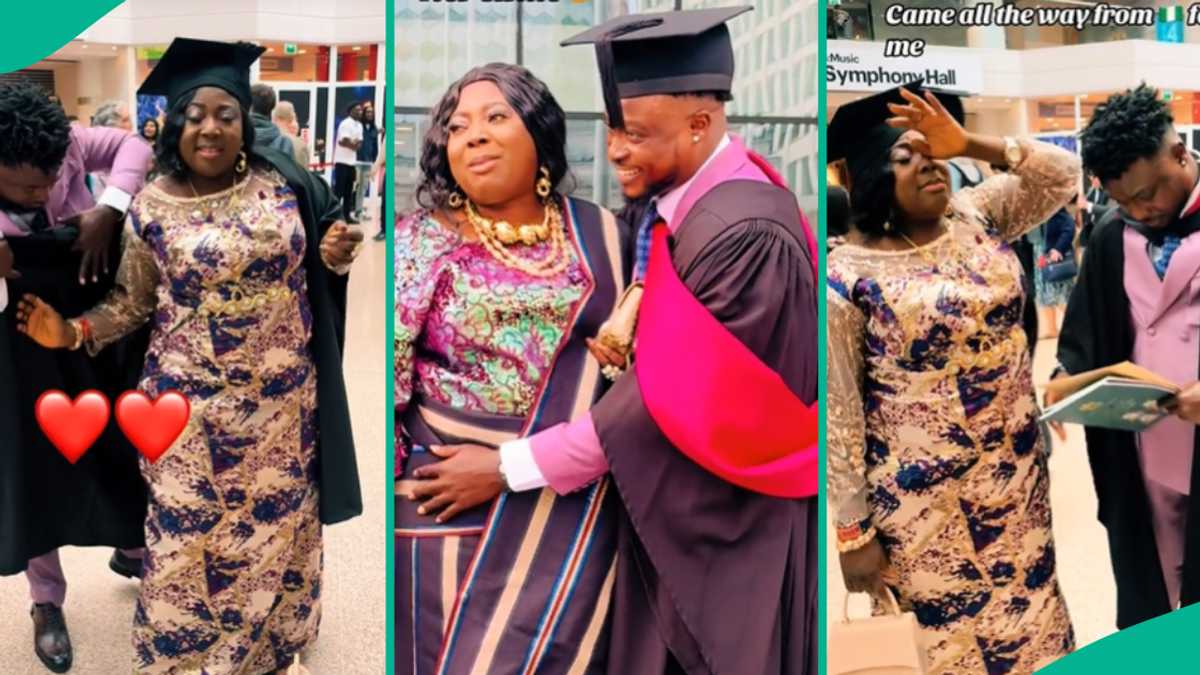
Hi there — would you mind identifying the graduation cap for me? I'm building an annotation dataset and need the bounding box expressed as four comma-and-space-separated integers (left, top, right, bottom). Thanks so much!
827, 80, 969, 181
138, 38, 266, 110
562, 6, 752, 129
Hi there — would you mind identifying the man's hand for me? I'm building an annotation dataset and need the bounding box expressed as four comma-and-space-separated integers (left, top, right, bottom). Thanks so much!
1047, 249, 1064, 263
409, 444, 506, 523
64, 205, 121, 283
320, 222, 364, 270
0, 240, 19, 279
586, 337, 626, 369
1163, 382, 1200, 425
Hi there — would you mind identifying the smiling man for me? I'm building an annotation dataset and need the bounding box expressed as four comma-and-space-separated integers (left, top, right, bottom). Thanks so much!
408, 7, 820, 674
0, 81, 151, 673
1055, 83, 1200, 628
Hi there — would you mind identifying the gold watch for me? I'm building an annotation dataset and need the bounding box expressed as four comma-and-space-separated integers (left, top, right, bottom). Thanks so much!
1003, 136, 1024, 169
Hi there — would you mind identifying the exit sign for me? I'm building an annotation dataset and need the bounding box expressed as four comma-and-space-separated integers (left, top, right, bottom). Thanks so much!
284, 43, 298, 55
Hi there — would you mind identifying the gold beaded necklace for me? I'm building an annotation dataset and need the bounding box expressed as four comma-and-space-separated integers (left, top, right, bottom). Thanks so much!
463, 200, 570, 278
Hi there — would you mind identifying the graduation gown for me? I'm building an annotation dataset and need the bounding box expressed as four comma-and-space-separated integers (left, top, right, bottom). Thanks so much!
0, 227, 148, 575
593, 179, 818, 674
1057, 207, 1200, 627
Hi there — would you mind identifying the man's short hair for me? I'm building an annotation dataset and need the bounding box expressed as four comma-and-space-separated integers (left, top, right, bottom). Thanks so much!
0, 82, 71, 172
1081, 84, 1175, 183
250, 83, 277, 117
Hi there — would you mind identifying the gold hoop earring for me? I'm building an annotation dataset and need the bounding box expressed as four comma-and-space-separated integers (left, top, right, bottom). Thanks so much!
536, 166, 552, 200
235, 151, 248, 174
447, 190, 464, 209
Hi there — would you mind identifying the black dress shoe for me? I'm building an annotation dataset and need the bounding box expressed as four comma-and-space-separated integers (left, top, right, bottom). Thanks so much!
108, 550, 143, 579
31, 603, 72, 673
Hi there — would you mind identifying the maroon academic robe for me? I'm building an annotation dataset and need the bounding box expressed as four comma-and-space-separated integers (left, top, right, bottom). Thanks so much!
593, 175, 817, 674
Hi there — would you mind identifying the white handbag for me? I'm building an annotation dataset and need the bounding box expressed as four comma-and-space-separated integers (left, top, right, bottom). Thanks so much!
827, 588, 929, 675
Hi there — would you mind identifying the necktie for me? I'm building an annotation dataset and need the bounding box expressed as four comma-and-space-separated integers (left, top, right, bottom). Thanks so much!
1152, 235, 1181, 280
633, 201, 660, 283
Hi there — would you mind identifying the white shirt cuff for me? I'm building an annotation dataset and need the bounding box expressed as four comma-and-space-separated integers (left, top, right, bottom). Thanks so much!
97, 186, 133, 215
499, 439, 549, 492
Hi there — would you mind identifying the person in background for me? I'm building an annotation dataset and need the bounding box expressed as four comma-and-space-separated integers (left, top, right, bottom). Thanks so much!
333, 101, 364, 223
250, 82, 296, 158
272, 99, 311, 169
0, 81, 152, 674
87, 100, 139, 196
1028, 203, 1077, 339
138, 117, 159, 148
357, 101, 380, 224
90, 101, 133, 133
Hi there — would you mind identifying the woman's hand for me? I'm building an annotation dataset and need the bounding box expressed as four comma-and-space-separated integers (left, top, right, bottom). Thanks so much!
885, 88, 968, 160
409, 444, 506, 523
320, 222, 364, 270
840, 536, 889, 597
15, 295, 73, 349
1047, 249, 1064, 263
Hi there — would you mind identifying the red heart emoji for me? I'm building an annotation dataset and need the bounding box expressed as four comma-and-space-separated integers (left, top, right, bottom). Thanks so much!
115, 390, 190, 463
35, 390, 111, 464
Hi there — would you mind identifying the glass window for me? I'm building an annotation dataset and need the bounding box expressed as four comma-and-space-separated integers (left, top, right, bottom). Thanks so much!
336, 44, 379, 82
395, 0, 516, 108
521, 2, 620, 112
260, 42, 331, 82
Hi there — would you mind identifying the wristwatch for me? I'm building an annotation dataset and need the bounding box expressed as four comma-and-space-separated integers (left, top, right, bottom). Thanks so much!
1003, 136, 1024, 170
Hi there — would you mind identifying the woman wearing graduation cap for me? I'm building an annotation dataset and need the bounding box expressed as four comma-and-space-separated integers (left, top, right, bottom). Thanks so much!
14, 38, 363, 674
826, 84, 1080, 673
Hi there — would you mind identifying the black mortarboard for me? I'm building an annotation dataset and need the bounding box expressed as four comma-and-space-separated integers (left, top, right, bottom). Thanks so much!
562, 6, 752, 129
137, 38, 266, 110
828, 80, 969, 180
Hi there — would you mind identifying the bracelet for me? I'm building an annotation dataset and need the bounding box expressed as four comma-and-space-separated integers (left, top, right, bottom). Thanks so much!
66, 319, 83, 351
836, 518, 878, 553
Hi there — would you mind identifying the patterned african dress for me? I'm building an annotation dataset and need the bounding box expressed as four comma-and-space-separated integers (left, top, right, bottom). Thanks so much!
82, 168, 339, 674
393, 197, 624, 675
827, 139, 1081, 674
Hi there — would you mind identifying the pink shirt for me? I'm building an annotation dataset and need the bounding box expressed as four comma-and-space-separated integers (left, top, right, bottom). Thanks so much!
0, 125, 151, 237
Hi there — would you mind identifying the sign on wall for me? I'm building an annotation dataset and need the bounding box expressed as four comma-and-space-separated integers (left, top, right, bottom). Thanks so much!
827, 39, 984, 94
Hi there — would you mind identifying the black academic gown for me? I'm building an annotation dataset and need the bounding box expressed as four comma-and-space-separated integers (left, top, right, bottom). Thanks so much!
0, 227, 148, 576
594, 180, 818, 675
1057, 207, 1200, 627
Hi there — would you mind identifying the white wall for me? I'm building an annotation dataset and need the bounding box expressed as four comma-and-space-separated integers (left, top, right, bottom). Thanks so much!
79, 0, 384, 46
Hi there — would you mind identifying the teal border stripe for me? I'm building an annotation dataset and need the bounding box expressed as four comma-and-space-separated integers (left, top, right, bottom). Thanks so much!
386, 0, 397, 672
1, 1, 123, 71
816, 1, 828, 673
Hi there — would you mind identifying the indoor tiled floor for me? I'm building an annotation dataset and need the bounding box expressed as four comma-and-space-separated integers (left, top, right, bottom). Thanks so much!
0, 216, 389, 674
827, 336, 1118, 658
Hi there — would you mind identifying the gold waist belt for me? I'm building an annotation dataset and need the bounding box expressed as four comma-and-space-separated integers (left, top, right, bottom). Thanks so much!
198, 285, 293, 318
